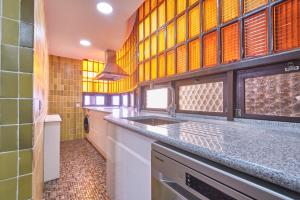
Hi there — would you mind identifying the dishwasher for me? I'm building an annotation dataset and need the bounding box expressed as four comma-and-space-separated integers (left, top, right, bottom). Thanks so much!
151, 142, 300, 200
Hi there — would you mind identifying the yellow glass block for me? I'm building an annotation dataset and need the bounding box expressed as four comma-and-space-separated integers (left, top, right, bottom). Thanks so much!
145, 16, 150, 37
139, 43, 144, 62
167, 50, 175, 76
167, 22, 175, 48
244, 0, 267, 13
145, 0, 150, 15
145, 39, 150, 59
222, 0, 239, 23
203, 31, 218, 67
151, 58, 157, 80
203, 0, 217, 32
83, 82, 88, 92
82, 71, 88, 78
151, 9, 157, 33
145, 61, 151, 81
103, 81, 108, 93
88, 61, 93, 71
158, 2, 165, 28
166, 0, 175, 21
158, 29, 165, 53
177, 0, 186, 14
151, 34, 157, 56
139, 6, 144, 21
177, 14, 186, 43
99, 63, 104, 72
177, 45, 187, 74
189, 39, 200, 71
83, 60, 88, 70
139, 22, 144, 41
158, 54, 166, 78
139, 64, 144, 82
189, 6, 200, 38
151, 0, 157, 9
189, 0, 198, 6
88, 82, 93, 92
94, 62, 99, 72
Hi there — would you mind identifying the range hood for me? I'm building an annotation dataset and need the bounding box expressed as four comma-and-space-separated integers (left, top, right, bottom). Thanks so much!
95, 49, 128, 81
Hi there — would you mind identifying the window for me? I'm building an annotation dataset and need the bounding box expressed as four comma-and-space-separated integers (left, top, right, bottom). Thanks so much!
146, 88, 168, 109
112, 96, 120, 106
122, 94, 128, 107
84, 95, 91, 106
130, 93, 135, 107
96, 96, 105, 105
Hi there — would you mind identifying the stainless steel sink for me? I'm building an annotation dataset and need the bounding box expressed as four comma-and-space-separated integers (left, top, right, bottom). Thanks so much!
125, 116, 186, 126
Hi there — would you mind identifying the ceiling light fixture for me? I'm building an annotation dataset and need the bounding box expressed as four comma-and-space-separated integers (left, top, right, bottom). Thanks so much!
97, 2, 113, 14
80, 40, 91, 47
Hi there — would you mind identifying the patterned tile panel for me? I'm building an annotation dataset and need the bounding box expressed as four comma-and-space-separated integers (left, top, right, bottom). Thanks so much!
245, 72, 300, 117
179, 82, 224, 112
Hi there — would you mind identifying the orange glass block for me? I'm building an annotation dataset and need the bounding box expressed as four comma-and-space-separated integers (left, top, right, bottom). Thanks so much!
189, 0, 198, 6
177, 45, 187, 74
139, 64, 144, 82
151, 34, 157, 56
145, 61, 151, 81
139, 6, 144, 21
222, 0, 239, 23
158, 54, 166, 78
151, 9, 157, 33
151, 0, 157, 10
145, 39, 150, 59
244, 10, 268, 57
167, 50, 175, 76
145, 16, 150, 37
189, 6, 200, 38
167, 0, 175, 22
83, 60, 88, 71
145, 0, 150, 15
158, 2, 165, 28
189, 39, 200, 71
139, 22, 144, 41
167, 22, 175, 48
203, 31, 217, 67
93, 82, 99, 93
158, 0, 164, 3
151, 58, 157, 80
177, 14, 186, 44
244, 0, 267, 13
203, 0, 217, 32
177, 0, 186, 14
274, 0, 300, 52
222, 22, 240, 63
158, 29, 165, 53
139, 42, 144, 62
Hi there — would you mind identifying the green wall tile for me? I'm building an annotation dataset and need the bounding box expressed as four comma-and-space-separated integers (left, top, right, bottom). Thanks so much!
2, 0, 19, 20
0, 72, 18, 98
19, 149, 32, 175
19, 47, 33, 73
20, 22, 33, 48
2, 18, 19, 45
0, 99, 18, 125
0, 151, 17, 180
19, 100, 33, 124
0, 178, 17, 200
19, 124, 32, 150
18, 174, 32, 200
19, 73, 33, 98
0, 126, 17, 152
1, 45, 18, 72
21, 0, 34, 23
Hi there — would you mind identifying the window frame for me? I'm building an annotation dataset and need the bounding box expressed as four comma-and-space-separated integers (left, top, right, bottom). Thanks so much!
143, 86, 170, 111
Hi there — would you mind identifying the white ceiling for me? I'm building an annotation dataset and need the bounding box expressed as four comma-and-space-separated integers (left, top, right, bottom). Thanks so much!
45, 0, 143, 62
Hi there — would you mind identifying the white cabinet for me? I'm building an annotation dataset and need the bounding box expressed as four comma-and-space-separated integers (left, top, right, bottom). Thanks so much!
106, 122, 155, 200
86, 110, 109, 158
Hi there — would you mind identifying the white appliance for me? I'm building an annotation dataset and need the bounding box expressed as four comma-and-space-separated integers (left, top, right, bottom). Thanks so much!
44, 114, 62, 182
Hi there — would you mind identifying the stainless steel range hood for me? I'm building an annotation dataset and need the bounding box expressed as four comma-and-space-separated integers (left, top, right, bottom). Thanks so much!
95, 49, 128, 81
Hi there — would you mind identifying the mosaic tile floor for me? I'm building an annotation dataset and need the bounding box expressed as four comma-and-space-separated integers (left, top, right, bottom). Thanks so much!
43, 139, 109, 200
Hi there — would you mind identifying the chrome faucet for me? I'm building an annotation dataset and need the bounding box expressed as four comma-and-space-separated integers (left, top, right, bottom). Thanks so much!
150, 83, 176, 118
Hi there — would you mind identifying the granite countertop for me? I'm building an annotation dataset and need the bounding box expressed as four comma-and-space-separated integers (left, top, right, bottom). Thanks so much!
85, 107, 300, 193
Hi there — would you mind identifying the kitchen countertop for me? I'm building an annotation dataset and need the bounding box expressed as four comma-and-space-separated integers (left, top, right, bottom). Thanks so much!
85, 106, 300, 193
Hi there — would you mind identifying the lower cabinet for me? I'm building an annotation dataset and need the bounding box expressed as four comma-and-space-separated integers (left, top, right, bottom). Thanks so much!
106, 122, 155, 200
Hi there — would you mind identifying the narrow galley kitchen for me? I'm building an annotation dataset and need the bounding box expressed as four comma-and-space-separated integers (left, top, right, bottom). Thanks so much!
1, 0, 300, 200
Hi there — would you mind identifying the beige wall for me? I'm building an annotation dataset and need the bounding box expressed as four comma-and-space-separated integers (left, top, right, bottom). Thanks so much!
48, 55, 85, 141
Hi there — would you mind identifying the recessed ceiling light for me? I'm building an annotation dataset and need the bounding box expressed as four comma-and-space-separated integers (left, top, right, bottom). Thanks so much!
80, 40, 91, 47
97, 2, 113, 14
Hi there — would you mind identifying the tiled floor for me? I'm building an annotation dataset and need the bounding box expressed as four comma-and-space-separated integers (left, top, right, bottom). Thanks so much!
43, 139, 109, 200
